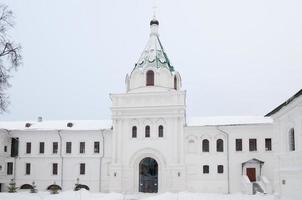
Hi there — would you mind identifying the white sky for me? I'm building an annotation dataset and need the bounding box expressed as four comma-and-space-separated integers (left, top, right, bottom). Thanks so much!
1, 0, 301, 121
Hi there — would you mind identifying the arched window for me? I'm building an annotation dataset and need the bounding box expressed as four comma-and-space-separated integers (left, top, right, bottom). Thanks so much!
202, 139, 209, 152
289, 128, 295, 151
216, 139, 224, 152
145, 126, 150, 138
146, 70, 154, 86
74, 184, 90, 191
158, 125, 163, 137
20, 184, 33, 190
174, 76, 177, 90
132, 126, 137, 138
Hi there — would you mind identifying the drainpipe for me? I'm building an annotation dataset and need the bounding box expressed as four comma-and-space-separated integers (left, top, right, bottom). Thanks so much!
57, 130, 63, 188
216, 126, 230, 194
99, 129, 105, 192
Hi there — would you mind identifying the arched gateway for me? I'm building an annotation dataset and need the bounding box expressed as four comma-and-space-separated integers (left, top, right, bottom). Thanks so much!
139, 157, 158, 193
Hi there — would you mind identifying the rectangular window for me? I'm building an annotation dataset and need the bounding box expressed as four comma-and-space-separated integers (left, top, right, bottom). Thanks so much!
11, 138, 19, 157
235, 139, 242, 151
249, 139, 257, 151
217, 165, 224, 174
53, 142, 58, 154
265, 138, 272, 151
203, 165, 209, 174
25, 163, 31, 175
7, 162, 13, 175
26, 142, 31, 154
52, 163, 58, 175
4, 146, 7, 152
66, 142, 72, 154
80, 163, 85, 175
80, 142, 85, 154
39, 142, 45, 154
94, 141, 100, 153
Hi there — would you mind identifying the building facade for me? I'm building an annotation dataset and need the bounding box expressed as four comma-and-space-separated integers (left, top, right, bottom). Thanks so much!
0, 18, 301, 199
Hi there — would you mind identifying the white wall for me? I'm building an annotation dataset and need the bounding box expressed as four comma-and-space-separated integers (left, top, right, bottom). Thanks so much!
184, 123, 274, 193
270, 95, 302, 200
0, 129, 112, 192
110, 88, 186, 193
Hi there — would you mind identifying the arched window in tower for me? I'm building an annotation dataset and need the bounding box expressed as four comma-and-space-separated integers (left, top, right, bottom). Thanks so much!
158, 125, 164, 137
202, 139, 209, 152
216, 139, 224, 152
289, 128, 295, 151
145, 126, 150, 138
174, 76, 177, 90
132, 126, 137, 138
146, 70, 154, 86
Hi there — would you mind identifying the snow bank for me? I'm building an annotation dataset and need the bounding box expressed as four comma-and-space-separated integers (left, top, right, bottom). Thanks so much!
0, 190, 275, 200
143, 192, 274, 200
0, 190, 123, 200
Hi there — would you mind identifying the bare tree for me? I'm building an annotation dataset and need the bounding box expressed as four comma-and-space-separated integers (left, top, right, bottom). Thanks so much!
0, 4, 22, 113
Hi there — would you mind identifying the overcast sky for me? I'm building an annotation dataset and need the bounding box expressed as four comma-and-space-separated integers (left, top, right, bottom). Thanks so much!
1, 0, 301, 121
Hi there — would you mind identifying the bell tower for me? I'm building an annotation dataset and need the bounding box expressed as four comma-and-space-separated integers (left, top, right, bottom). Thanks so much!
125, 17, 182, 93
110, 17, 186, 193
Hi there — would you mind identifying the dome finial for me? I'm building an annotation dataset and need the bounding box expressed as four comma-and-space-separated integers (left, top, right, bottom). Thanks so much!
150, 0, 159, 26
152, 0, 157, 19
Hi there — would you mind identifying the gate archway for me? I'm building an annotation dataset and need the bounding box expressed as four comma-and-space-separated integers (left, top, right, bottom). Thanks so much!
139, 157, 158, 193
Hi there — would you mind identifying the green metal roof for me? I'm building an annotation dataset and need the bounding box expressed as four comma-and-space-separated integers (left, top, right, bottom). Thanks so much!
133, 19, 174, 72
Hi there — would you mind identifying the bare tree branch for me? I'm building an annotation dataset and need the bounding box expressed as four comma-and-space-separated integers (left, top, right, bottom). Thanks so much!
0, 4, 22, 113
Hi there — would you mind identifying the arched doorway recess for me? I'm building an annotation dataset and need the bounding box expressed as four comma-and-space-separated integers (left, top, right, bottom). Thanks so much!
139, 157, 158, 193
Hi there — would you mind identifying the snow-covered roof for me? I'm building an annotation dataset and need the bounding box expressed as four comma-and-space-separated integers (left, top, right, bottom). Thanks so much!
0, 116, 272, 131
187, 116, 273, 127
0, 120, 112, 131
265, 89, 302, 116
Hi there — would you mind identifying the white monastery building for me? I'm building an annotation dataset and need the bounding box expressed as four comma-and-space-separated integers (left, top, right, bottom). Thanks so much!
0, 18, 301, 200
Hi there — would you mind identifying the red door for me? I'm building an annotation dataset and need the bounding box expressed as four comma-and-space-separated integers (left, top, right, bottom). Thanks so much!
246, 168, 256, 182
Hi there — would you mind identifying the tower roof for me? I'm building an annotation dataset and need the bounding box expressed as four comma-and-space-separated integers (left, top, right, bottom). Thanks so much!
134, 18, 174, 72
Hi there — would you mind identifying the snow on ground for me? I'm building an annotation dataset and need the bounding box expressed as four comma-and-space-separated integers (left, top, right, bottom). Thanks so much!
0, 190, 275, 200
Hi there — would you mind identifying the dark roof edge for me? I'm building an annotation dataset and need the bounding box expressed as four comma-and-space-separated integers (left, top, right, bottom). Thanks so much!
265, 89, 302, 117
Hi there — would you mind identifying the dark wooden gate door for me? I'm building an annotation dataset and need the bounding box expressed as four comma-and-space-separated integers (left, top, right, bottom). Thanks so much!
246, 168, 256, 182
139, 157, 158, 193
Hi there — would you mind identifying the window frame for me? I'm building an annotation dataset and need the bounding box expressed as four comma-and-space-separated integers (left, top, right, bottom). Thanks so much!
80, 163, 85, 175
66, 142, 72, 154
158, 125, 164, 138
235, 139, 242, 151
80, 142, 85, 154
174, 76, 177, 90
7, 162, 13, 175
52, 163, 58, 175
25, 163, 31, 175
202, 139, 209, 152
265, 138, 272, 151
203, 165, 209, 174
216, 139, 224, 152
217, 165, 224, 174
145, 126, 150, 138
52, 142, 58, 154
94, 141, 100, 153
26, 142, 31, 154
132, 126, 137, 138
249, 138, 257, 151
146, 70, 154, 86
289, 128, 295, 151
39, 142, 45, 154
